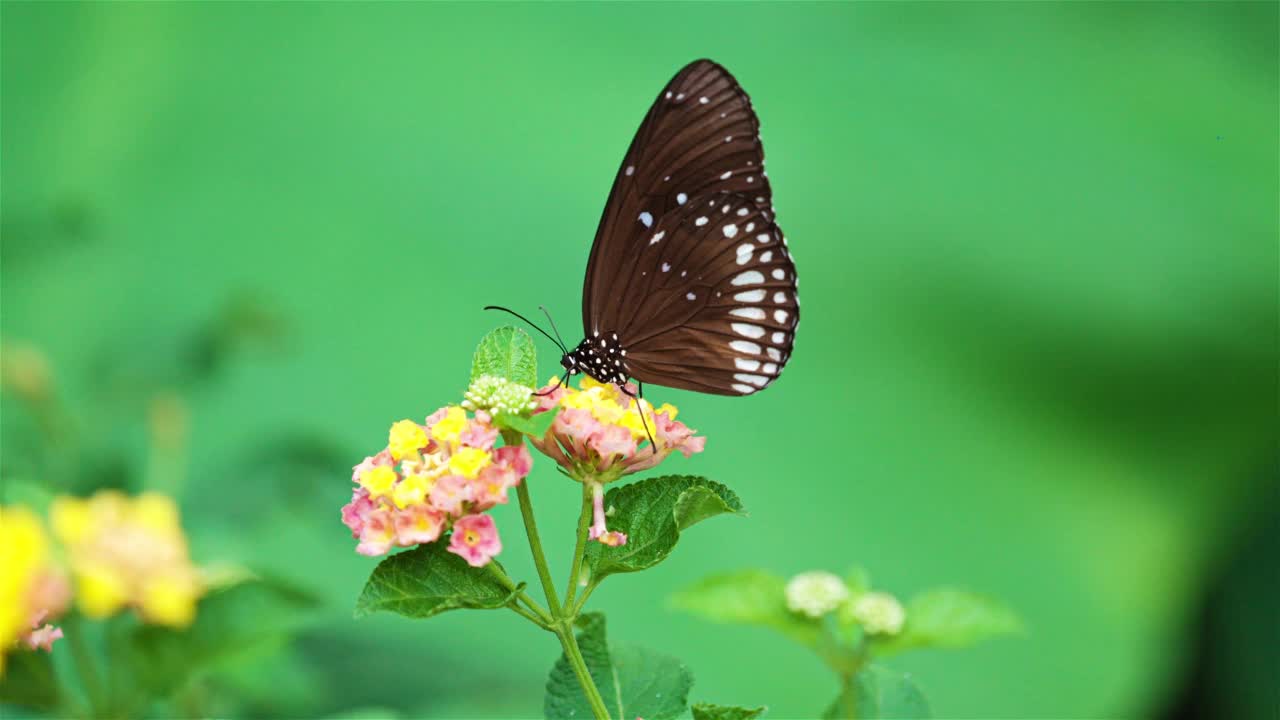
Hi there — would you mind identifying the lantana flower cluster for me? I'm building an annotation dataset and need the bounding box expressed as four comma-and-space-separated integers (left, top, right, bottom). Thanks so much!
52, 491, 207, 627
0, 507, 69, 673
785, 571, 906, 636
342, 405, 532, 567
532, 377, 705, 480
530, 376, 705, 546
2, 490, 205, 674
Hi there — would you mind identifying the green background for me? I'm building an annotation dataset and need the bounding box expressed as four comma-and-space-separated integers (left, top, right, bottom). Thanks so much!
3, 2, 1277, 718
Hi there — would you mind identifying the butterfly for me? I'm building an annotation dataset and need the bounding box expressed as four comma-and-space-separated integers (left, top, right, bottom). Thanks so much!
490, 59, 798, 405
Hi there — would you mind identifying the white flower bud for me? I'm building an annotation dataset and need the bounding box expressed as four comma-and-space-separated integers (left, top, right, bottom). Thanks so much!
851, 591, 906, 636
461, 375, 536, 417
785, 571, 849, 618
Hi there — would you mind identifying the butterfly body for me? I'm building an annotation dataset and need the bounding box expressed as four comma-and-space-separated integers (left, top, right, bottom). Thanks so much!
567, 59, 799, 398
561, 332, 630, 386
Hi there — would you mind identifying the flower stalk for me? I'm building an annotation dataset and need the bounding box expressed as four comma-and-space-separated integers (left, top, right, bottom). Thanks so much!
505, 430, 611, 720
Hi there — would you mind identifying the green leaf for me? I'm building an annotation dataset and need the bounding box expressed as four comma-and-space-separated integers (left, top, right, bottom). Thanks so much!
844, 566, 872, 598
354, 542, 521, 620
0, 649, 60, 710
471, 326, 537, 387
583, 475, 744, 586
821, 666, 931, 719
873, 588, 1022, 656
669, 569, 820, 647
544, 613, 693, 720
494, 405, 560, 438
128, 577, 318, 696
692, 702, 767, 720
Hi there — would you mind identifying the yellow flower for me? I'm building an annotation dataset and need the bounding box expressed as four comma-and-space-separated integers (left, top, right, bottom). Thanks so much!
388, 420, 428, 461
359, 466, 397, 499
430, 406, 468, 445
51, 490, 205, 628
391, 473, 434, 509
448, 446, 491, 479
0, 507, 48, 669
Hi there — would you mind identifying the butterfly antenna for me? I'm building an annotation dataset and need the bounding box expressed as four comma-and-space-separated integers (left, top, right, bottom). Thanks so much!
483, 305, 567, 353
539, 305, 569, 352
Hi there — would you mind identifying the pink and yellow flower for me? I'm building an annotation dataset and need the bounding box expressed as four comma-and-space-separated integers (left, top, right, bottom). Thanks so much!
0, 506, 70, 674
528, 377, 706, 546
50, 491, 205, 628
448, 514, 502, 567
341, 405, 532, 566
530, 377, 705, 481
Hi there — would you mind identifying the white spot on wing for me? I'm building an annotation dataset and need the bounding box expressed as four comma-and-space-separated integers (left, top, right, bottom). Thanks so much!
734, 289, 766, 302
676, 192, 688, 205
734, 358, 761, 372
723, 224, 739, 238
720, 171, 732, 180
731, 270, 764, 286
736, 207, 749, 217
700, 96, 709, 104
731, 307, 766, 320
766, 347, 782, 361
734, 373, 768, 387
772, 268, 786, 280
639, 211, 653, 228
774, 309, 789, 323
762, 362, 778, 374
732, 383, 757, 394
773, 291, 787, 303
625, 165, 635, 176
729, 340, 761, 354
771, 331, 786, 343
732, 322, 765, 339
650, 231, 665, 245
760, 250, 773, 262
661, 262, 671, 272
695, 216, 708, 226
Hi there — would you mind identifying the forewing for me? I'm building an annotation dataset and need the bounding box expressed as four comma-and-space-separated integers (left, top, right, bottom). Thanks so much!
616, 192, 799, 396
582, 59, 774, 336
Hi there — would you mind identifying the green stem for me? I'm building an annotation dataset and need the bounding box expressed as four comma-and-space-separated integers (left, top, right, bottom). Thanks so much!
840, 672, 857, 719
505, 431, 610, 719
63, 615, 104, 718
515, 479, 563, 617
571, 581, 598, 618
556, 623, 612, 720
562, 481, 594, 610
485, 562, 554, 628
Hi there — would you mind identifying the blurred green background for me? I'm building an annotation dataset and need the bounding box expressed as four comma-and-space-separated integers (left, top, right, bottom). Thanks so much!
3, 2, 1277, 718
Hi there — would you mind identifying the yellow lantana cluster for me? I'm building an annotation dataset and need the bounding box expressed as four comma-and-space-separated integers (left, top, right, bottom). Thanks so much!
0, 507, 68, 674
51, 491, 205, 627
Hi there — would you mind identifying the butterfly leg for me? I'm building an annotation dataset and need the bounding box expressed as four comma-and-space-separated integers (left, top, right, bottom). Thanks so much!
617, 380, 658, 453
533, 371, 569, 397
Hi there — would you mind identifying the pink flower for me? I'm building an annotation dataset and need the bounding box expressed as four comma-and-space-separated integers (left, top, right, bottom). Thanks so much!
587, 482, 627, 547
471, 444, 531, 510
342, 405, 533, 560
460, 419, 499, 451
355, 507, 396, 557
590, 424, 636, 465
394, 505, 445, 545
529, 378, 705, 484
351, 450, 393, 484
448, 514, 502, 567
341, 490, 376, 537
428, 474, 471, 516
24, 623, 63, 652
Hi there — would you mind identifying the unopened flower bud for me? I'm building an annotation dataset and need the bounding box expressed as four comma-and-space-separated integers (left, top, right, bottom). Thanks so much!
785, 571, 849, 618
850, 591, 906, 636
